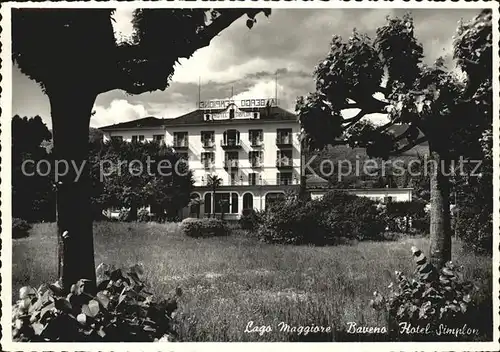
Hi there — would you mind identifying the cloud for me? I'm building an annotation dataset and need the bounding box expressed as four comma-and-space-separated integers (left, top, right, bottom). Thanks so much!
13, 8, 482, 127
91, 99, 149, 127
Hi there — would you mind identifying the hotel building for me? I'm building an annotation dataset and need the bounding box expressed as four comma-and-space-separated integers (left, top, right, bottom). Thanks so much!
100, 97, 412, 220
101, 98, 302, 219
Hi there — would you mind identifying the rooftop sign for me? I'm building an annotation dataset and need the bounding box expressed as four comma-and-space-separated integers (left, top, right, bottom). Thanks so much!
199, 98, 278, 110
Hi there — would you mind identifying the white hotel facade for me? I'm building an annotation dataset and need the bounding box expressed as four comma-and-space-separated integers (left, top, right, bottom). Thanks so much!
101, 98, 302, 219
101, 98, 412, 219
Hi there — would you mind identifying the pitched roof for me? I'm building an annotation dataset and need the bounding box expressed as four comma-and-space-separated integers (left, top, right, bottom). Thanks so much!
99, 116, 165, 131
162, 106, 297, 126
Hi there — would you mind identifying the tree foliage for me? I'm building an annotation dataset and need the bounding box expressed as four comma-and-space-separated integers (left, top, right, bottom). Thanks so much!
12, 115, 55, 222
91, 140, 194, 222
12, 8, 271, 95
297, 10, 492, 267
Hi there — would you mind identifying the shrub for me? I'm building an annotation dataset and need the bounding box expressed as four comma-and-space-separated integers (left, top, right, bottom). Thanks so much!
181, 218, 229, 238
238, 209, 263, 231
137, 208, 150, 223
13, 218, 32, 239
384, 200, 427, 234
454, 204, 492, 255
118, 209, 129, 222
320, 192, 385, 241
258, 191, 385, 245
371, 247, 491, 341
12, 263, 182, 342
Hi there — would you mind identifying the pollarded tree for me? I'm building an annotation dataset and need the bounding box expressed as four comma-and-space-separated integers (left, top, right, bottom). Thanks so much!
296, 10, 492, 268
12, 8, 270, 292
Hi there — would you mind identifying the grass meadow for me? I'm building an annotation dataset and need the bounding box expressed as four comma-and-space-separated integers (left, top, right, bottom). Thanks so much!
12, 222, 492, 342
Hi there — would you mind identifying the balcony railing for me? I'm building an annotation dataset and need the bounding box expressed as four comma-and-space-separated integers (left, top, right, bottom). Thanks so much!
276, 157, 293, 168
250, 139, 263, 147
173, 140, 189, 149
276, 136, 292, 147
224, 159, 239, 169
221, 139, 242, 149
277, 178, 294, 186
202, 160, 214, 169
250, 158, 263, 168
202, 139, 215, 148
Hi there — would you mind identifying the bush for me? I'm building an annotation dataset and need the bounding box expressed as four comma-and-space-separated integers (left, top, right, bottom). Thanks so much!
384, 200, 427, 234
137, 208, 150, 222
371, 247, 491, 341
454, 204, 492, 255
12, 263, 182, 342
13, 218, 32, 239
118, 209, 129, 222
238, 209, 263, 231
258, 191, 385, 245
181, 218, 229, 238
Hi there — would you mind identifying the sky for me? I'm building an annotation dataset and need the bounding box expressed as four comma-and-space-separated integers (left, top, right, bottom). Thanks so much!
12, 8, 480, 128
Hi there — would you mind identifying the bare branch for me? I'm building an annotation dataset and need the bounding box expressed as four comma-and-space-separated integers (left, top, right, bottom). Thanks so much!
343, 110, 367, 128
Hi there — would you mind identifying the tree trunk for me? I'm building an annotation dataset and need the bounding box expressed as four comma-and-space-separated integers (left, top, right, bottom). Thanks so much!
212, 190, 216, 219
428, 146, 452, 269
50, 89, 97, 293
127, 202, 138, 221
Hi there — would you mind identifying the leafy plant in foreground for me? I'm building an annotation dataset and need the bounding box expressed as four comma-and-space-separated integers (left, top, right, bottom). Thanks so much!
370, 247, 490, 341
12, 263, 182, 342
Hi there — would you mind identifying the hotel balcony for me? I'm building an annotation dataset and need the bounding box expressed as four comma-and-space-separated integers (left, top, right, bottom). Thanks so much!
203, 161, 214, 169
224, 159, 239, 169
173, 140, 189, 150
221, 139, 242, 149
276, 157, 293, 169
250, 139, 263, 147
202, 139, 215, 148
276, 137, 292, 148
250, 158, 263, 168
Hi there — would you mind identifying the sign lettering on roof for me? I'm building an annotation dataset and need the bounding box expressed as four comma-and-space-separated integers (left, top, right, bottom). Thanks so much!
199, 98, 278, 110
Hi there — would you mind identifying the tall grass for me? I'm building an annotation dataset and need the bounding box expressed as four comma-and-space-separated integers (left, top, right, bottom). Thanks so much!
12, 222, 492, 341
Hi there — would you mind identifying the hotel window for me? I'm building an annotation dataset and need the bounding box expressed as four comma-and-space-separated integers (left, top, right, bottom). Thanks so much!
249, 151, 263, 167
243, 193, 253, 209
249, 129, 263, 146
204, 193, 212, 214
177, 152, 189, 160
201, 152, 215, 168
225, 151, 239, 168
383, 196, 393, 204
249, 173, 258, 186
131, 135, 145, 143
276, 150, 293, 166
229, 108, 235, 119
111, 136, 123, 142
201, 131, 215, 147
222, 130, 240, 147
215, 193, 230, 213
276, 128, 292, 145
230, 172, 238, 185
231, 193, 239, 213
153, 134, 165, 143
173, 132, 188, 147
277, 172, 293, 185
